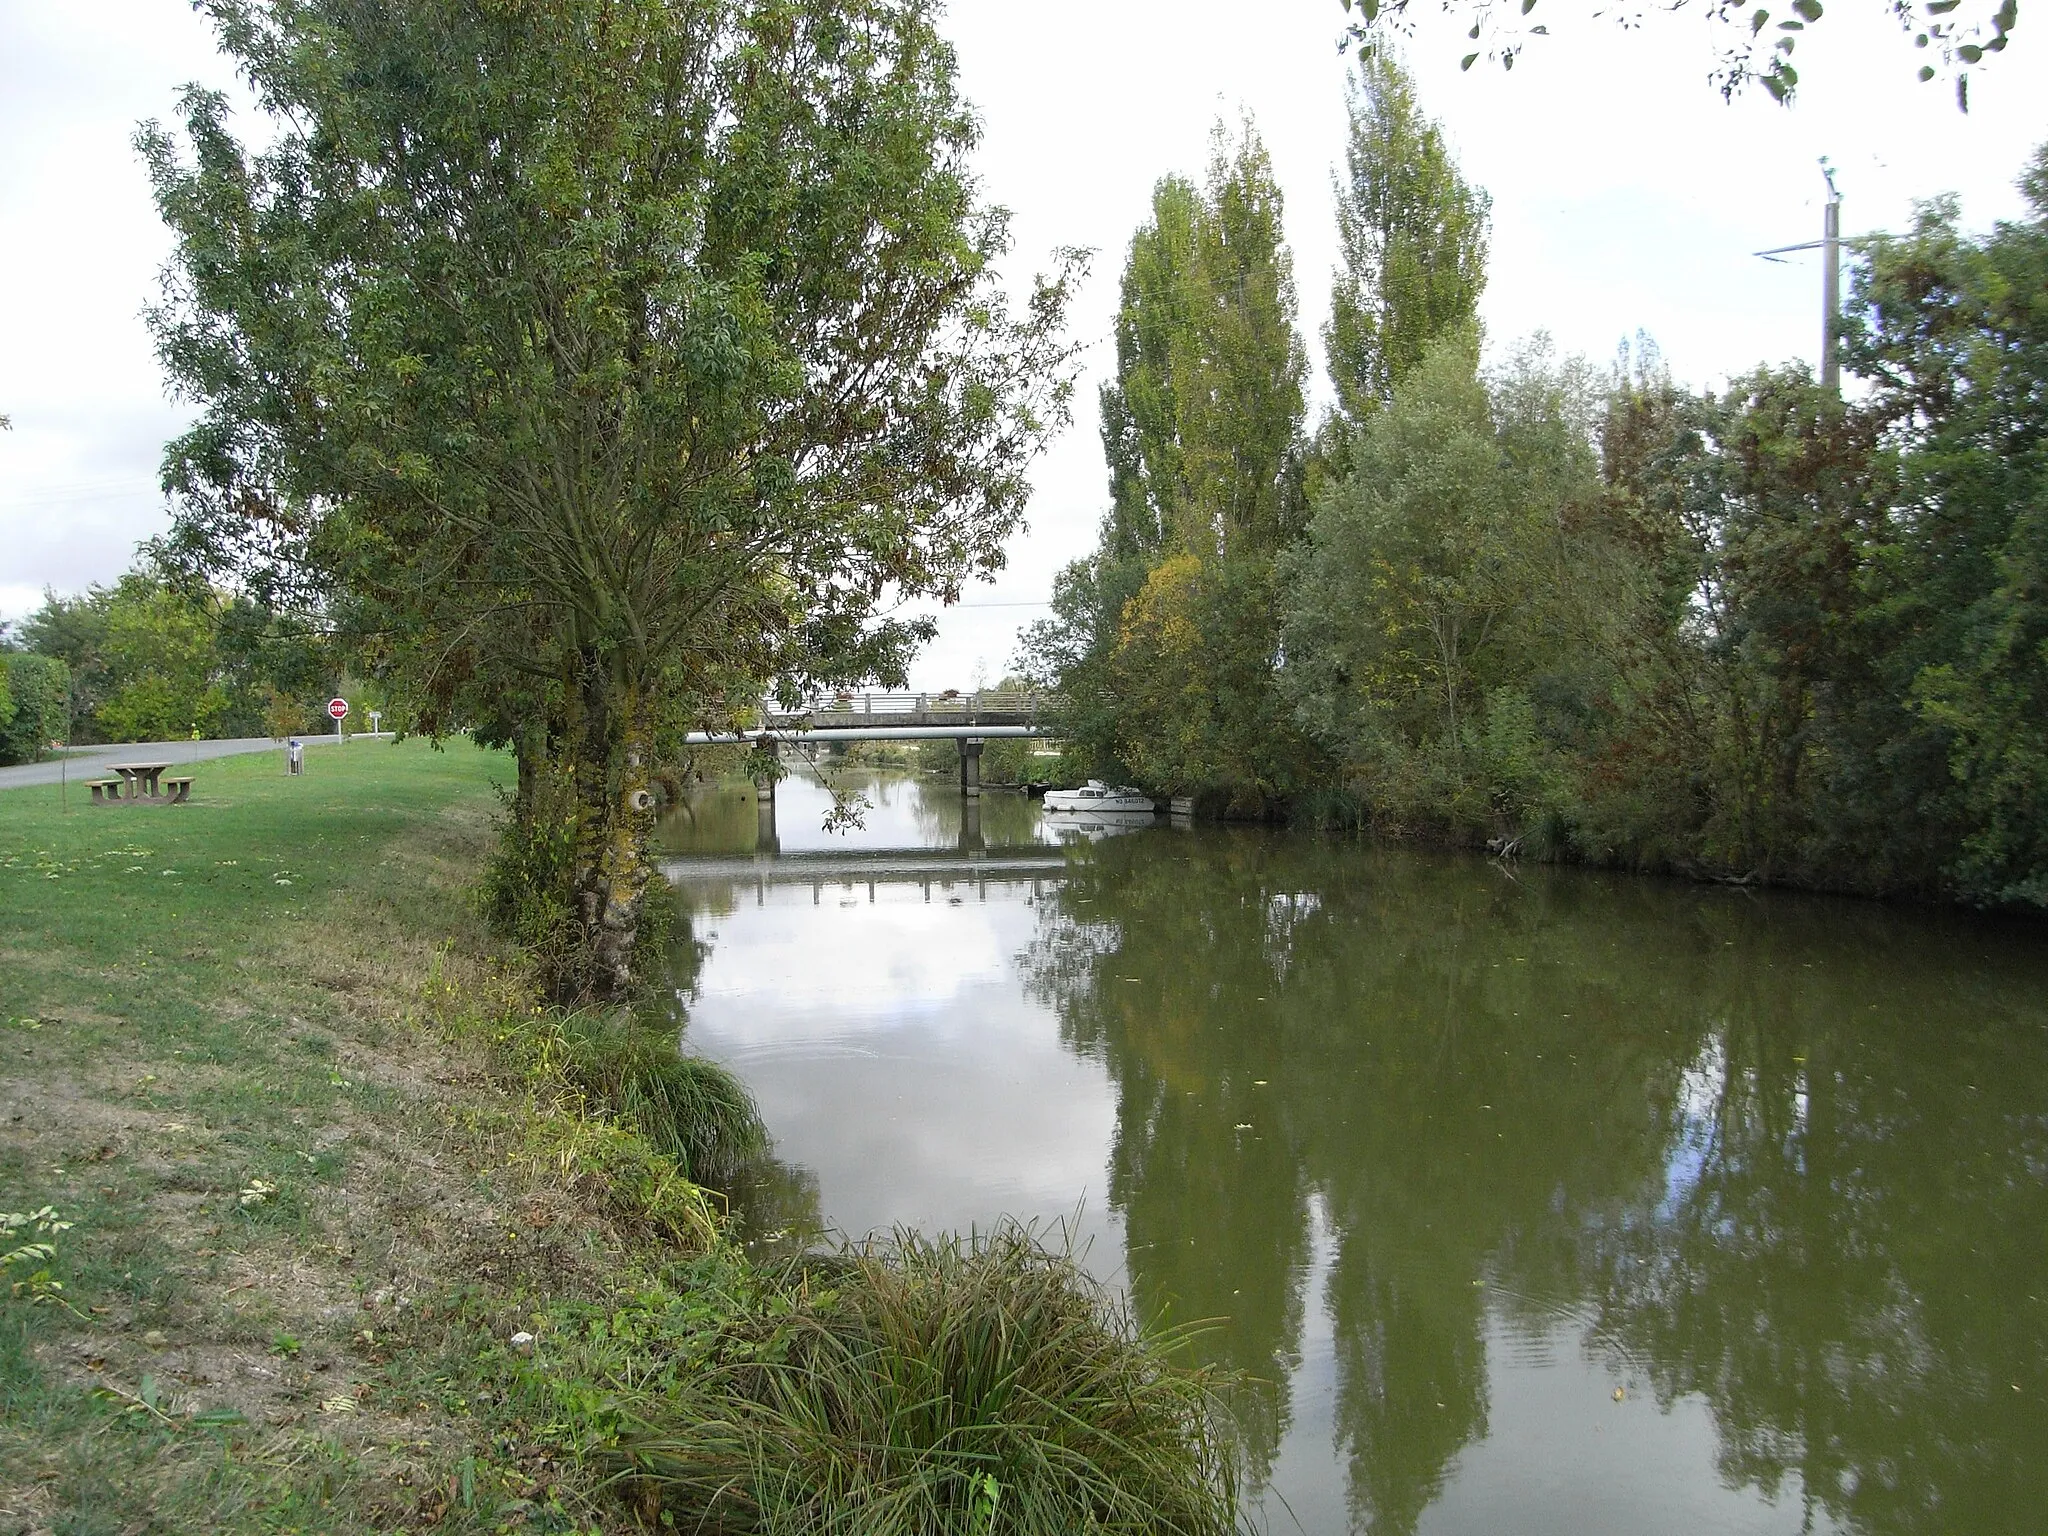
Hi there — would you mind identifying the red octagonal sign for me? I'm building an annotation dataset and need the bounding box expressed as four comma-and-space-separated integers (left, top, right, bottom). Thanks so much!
328, 697, 349, 720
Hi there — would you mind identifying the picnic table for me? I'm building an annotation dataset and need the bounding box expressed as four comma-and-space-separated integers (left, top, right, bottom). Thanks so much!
112, 762, 173, 797
85, 763, 195, 805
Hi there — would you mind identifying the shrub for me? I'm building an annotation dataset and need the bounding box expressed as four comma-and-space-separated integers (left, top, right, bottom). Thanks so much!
546, 1010, 767, 1185
612, 1222, 1243, 1535
0, 654, 70, 765
482, 777, 580, 988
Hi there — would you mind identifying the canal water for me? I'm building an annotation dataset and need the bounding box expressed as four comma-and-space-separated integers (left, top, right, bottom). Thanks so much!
656, 771, 2048, 1536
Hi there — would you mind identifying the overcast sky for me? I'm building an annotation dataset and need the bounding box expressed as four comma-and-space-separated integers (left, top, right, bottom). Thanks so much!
2, 3, 2042, 688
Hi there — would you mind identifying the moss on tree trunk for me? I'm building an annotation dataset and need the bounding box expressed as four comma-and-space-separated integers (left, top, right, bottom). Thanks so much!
568, 661, 656, 1003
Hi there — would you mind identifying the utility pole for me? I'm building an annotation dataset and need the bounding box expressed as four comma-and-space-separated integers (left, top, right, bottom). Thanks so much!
1756, 159, 1863, 398
1820, 160, 1842, 395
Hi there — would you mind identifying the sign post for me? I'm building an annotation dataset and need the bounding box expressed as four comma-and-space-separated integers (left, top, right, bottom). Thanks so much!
328, 696, 349, 743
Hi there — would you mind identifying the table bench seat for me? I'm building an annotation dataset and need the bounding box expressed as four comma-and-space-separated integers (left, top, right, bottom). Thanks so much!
161, 777, 194, 804
84, 778, 124, 805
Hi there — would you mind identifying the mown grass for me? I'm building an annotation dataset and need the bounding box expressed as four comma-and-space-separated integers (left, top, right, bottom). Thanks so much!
0, 741, 1242, 1535
0, 740, 663, 1531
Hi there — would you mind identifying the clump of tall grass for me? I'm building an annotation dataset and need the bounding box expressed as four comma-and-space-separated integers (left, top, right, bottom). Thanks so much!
611, 1222, 1243, 1534
548, 1009, 768, 1184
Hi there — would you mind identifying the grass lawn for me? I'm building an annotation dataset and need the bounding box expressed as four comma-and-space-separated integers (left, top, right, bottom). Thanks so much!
0, 739, 670, 1534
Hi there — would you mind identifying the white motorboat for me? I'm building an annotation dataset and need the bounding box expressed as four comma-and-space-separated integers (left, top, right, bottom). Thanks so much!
1042, 780, 1156, 814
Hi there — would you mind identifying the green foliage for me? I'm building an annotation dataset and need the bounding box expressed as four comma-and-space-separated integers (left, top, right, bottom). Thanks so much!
1017, 551, 1152, 784
975, 736, 1046, 786
611, 1222, 1241, 1535
1844, 149, 2048, 904
482, 769, 581, 990
1027, 118, 1313, 808
1280, 331, 1602, 837
1094, 552, 1323, 808
92, 579, 230, 742
1051, 103, 2046, 906
0, 653, 70, 765
1326, 50, 1490, 421
16, 574, 317, 746
1099, 122, 1308, 565
2, 1207, 78, 1316
1336, 0, 2020, 108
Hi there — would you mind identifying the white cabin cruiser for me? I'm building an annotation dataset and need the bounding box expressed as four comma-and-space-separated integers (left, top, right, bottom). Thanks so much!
1042, 780, 1156, 814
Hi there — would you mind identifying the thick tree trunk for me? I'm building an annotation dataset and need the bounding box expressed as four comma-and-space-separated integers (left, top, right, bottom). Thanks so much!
567, 655, 657, 1003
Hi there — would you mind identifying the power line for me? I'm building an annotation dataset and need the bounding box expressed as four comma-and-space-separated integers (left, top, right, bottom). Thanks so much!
0, 478, 161, 513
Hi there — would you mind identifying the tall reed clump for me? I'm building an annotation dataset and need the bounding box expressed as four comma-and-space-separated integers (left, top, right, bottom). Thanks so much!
610, 1222, 1243, 1535
548, 1010, 769, 1184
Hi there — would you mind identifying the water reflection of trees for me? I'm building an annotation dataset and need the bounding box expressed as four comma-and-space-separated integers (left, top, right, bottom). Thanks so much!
1024, 831, 2048, 1534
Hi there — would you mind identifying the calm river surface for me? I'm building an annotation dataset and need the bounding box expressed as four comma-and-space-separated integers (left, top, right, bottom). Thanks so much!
656, 771, 2048, 1536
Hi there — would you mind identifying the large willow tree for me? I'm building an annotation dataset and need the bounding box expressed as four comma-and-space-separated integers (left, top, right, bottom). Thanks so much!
143, 0, 1079, 999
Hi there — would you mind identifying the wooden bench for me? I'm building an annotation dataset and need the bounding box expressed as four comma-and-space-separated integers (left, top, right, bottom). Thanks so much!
85, 778, 125, 805
161, 777, 194, 804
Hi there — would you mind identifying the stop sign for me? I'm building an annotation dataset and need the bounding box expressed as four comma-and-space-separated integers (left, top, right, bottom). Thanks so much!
327, 697, 349, 721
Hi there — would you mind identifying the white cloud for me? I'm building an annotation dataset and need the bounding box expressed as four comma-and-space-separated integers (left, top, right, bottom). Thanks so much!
0, 3, 241, 614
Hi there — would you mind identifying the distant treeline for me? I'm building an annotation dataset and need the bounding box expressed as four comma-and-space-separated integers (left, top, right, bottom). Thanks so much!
0, 572, 370, 760
1024, 57, 2047, 909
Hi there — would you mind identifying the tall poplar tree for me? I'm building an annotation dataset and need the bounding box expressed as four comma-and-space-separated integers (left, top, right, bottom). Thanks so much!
1326, 51, 1490, 421
1032, 120, 1315, 804
1099, 122, 1308, 562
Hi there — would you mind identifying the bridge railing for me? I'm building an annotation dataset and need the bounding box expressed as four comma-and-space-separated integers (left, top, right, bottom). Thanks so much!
765, 689, 1056, 721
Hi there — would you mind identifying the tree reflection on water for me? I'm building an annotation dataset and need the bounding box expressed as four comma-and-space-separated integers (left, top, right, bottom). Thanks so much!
1024, 830, 2048, 1535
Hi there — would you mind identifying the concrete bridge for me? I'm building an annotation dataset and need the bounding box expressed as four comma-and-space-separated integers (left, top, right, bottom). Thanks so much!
682, 690, 1059, 799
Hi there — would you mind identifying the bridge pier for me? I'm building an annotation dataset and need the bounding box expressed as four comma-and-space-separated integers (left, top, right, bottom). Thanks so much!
959, 797, 984, 853
755, 792, 779, 855
753, 736, 777, 803
958, 736, 983, 799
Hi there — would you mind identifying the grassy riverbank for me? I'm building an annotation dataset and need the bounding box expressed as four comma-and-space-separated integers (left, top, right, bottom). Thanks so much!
0, 743, 1236, 1534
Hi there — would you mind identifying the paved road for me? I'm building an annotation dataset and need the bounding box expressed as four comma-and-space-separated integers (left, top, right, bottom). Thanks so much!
0, 732, 383, 792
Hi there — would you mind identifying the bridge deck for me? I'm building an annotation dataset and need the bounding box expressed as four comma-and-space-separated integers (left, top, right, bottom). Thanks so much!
764, 689, 1053, 729
684, 691, 1061, 745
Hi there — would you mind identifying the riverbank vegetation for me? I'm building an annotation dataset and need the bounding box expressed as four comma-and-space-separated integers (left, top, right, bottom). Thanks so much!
0, 744, 1240, 1532
1024, 51, 2048, 909
614, 1224, 1239, 1534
